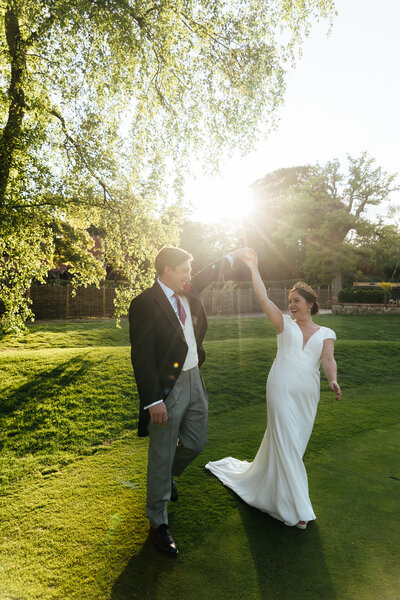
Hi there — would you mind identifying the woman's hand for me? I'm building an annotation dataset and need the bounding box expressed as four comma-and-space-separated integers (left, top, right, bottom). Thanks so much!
329, 381, 341, 401
244, 248, 258, 267
231, 247, 258, 268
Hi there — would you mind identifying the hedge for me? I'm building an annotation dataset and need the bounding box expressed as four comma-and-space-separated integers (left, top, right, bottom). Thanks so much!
338, 288, 385, 303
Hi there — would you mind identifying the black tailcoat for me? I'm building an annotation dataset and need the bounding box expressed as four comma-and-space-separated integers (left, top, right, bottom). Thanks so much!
129, 257, 232, 436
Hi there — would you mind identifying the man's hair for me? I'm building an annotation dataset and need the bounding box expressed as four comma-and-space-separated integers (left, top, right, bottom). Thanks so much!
155, 246, 193, 276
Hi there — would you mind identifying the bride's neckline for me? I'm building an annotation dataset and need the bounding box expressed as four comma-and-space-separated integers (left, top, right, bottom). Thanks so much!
294, 321, 321, 350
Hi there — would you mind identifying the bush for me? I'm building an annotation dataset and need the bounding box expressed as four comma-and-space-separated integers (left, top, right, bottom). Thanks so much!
338, 288, 384, 303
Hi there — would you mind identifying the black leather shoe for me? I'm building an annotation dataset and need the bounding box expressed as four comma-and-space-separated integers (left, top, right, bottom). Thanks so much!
149, 524, 178, 557
171, 479, 178, 502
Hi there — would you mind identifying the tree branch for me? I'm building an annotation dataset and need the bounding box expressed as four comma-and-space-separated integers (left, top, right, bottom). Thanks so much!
50, 108, 114, 205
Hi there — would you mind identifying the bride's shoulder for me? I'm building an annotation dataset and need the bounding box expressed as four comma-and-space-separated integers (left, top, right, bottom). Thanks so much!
320, 325, 337, 340
283, 314, 295, 325
279, 314, 294, 332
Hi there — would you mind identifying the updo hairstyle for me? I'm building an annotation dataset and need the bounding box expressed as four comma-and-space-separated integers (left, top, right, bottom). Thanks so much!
289, 282, 320, 315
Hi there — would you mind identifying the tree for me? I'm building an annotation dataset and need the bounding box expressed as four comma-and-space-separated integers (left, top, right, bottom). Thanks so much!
245, 154, 398, 293
179, 219, 240, 273
378, 282, 394, 305
356, 223, 400, 282
244, 166, 315, 281
0, 0, 335, 333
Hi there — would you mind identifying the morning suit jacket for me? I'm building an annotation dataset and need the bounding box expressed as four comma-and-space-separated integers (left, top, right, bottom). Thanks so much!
129, 257, 232, 437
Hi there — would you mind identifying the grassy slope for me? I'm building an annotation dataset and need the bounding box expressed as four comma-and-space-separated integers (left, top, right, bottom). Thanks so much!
0, 315, 399, 600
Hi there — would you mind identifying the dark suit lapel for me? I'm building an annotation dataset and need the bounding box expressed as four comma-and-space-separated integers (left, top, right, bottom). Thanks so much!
186, 292, 206, 339
188, 298, 198, 328
152, 281, 185, 340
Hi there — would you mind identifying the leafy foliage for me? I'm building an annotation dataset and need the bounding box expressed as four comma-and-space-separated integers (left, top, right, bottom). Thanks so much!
338, 287, 384, 304
0, 0, 336, 333
179, 219, 240, 272
244, 154, 399, 285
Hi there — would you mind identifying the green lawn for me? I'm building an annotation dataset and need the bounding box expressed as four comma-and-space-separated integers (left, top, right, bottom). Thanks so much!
0, 314, 399, 600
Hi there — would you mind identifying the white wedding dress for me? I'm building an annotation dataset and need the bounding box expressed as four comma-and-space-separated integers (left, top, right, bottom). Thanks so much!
206, 315, 336, 526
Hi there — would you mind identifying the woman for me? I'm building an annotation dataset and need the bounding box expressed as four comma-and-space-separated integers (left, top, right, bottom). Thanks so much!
206, 250, 341, 529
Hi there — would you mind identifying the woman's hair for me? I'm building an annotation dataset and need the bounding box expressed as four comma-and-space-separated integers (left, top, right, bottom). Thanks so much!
289, 282, 320, 315
155, 246, 193, 276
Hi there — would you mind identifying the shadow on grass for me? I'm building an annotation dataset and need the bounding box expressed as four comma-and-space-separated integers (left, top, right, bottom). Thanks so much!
110, 534, 179, 600
237, 499, 337, 600
110, 495, 336, 600
0, 356, 94, 457
1, 356, 92, 416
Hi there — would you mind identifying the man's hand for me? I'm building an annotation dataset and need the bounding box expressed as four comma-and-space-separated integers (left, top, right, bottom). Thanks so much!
231, 247, 258, 266
149, 402, 168, 426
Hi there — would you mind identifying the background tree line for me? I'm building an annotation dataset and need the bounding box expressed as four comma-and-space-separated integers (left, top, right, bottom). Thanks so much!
182, 153, 399, 293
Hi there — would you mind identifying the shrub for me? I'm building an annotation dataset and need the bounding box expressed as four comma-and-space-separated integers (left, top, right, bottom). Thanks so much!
338, 288, 384, 303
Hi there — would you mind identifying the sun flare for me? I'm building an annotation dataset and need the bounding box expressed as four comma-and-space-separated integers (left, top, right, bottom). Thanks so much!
184, 174, 253, 225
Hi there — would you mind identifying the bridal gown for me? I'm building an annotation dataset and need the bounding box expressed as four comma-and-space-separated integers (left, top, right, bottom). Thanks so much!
206, 315, 336, 526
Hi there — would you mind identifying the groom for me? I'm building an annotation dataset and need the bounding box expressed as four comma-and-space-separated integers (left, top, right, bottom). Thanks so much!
129, 246, 248, 556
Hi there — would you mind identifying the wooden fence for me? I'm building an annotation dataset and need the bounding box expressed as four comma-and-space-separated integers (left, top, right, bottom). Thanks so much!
29, 284, 117, 319
29, 284, 332, 319
202, 287, 332, 315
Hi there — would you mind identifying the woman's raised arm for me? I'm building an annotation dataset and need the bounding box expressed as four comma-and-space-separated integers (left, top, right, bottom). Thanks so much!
234, 248, 284, 333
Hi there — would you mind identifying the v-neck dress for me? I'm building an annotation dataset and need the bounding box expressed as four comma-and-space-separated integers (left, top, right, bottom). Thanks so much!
206, 315, 336, 526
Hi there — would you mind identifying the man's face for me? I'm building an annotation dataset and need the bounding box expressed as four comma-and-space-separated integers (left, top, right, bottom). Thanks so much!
163, 260, 192, 293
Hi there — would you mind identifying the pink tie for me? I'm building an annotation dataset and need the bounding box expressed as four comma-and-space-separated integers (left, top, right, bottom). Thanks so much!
173, 293, 187, 325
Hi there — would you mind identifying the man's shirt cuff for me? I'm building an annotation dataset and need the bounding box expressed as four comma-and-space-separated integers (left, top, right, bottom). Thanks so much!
144, 399, 164, 410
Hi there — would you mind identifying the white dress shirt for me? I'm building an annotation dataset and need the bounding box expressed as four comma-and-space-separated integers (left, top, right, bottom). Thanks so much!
144, 255, 233, 410
144, 279, 198, 410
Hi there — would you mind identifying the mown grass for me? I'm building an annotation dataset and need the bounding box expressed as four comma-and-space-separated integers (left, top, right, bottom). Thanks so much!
0, 314, 399, 600
0, 312, 398, 351
0, 347, 135, 488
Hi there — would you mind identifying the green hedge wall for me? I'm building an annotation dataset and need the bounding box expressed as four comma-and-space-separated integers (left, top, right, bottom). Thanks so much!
338, 288, 385, 303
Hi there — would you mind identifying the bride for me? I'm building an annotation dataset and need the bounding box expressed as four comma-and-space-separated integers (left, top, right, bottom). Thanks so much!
206, 250, 341, 529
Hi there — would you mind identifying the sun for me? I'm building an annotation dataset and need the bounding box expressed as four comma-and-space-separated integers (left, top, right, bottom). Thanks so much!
184, 172, 253, 225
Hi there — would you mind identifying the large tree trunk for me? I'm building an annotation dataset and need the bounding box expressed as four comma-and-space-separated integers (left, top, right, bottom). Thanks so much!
331, 270, 342, 298
0, 6, 26, 205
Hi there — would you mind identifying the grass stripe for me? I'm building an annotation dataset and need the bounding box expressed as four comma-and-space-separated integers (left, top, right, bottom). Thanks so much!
0, 315, 399, 599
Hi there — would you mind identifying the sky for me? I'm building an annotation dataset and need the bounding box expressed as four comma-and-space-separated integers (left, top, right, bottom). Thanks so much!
185, 0, 400, 224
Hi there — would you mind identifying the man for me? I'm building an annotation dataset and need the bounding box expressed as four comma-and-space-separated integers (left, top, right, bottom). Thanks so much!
129, 246, 247, 556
